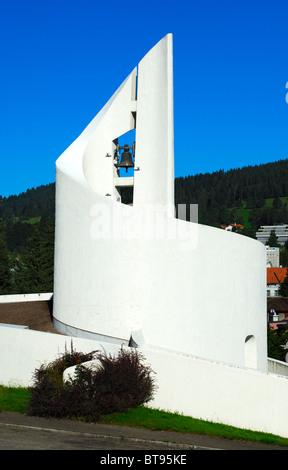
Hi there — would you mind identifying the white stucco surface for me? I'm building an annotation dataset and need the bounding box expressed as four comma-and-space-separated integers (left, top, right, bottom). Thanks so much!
0, 325, 109, 387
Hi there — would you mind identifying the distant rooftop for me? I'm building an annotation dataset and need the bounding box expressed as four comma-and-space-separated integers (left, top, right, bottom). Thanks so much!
267, 267, 288, 285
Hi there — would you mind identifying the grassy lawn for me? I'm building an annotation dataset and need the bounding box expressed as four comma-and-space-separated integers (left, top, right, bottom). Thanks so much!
0, 386, 31, 413
0, 385, 288, 447
237, 208, 250, 228
265, 197, 288, 207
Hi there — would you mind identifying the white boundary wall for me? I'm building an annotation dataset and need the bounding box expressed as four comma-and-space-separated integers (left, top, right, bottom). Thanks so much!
268, 357, 288, 376
63, 342, 288, 439
0, 325, 119, 387
0, 293, 53, 303
141, 346, 288, 439
2, 325, 288, 438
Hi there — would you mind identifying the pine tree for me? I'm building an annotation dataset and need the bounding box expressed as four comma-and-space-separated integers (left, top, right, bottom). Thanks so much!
279, 272, 288, 297
0, 231, 12, 294
267, 326, 288, 361
267, 229, 279, 247
20, 222, 54, 293
38, 220, 54, 292
10, 253, 29, 294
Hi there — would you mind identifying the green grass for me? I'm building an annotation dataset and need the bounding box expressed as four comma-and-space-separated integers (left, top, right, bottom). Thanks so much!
265, 197, 288, 208
233, 196, 288, 229
237, 208, 250, 228
22, 217, 41, 225
0, 386, 31, 413
101, 406, 288, 447
0, 385, 288, 447
11, 216, 41, 225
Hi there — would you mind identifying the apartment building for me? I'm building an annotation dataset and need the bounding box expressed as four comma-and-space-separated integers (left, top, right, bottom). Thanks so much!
266, 246, 280, 267
256, 223, 288, 246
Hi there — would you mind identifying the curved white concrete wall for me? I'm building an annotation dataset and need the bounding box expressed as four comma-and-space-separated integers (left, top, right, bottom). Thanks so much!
54, 183, 267, 369
53, 34, 267, 372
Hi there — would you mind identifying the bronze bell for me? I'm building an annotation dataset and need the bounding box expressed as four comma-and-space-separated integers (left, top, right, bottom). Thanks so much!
117, 145, 134, 172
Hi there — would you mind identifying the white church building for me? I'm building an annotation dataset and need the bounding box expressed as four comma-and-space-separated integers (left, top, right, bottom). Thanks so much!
1, 34, 288, 439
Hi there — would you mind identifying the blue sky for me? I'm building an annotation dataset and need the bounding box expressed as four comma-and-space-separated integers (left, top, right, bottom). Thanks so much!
0, 0, 288, 197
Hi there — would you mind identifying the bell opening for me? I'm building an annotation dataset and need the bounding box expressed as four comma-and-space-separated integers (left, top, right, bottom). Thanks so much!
113, 129, 135, 205
118, 186, 133, 205
115, 129, 136, 178
117, 144, 134, 173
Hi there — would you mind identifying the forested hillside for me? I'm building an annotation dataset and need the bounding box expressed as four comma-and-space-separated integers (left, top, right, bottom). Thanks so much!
0, 184, 55, 294
175, 158, 288, 232
0, 183, 55, 221
0, 159, 288, 294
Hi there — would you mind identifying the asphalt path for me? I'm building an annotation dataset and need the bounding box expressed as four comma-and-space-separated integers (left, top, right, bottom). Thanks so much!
0, 411, 287, 452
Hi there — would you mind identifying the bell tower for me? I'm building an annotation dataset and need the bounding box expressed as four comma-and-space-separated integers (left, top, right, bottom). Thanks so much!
53, 34, 174, 343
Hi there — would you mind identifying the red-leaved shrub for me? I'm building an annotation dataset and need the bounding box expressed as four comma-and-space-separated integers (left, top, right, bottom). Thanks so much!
28, 344, 156, 421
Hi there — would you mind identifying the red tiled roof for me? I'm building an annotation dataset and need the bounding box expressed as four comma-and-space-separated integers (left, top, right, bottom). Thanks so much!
267, 267, 288, 284
267, 297, 288, 312
221, 224, 244, 229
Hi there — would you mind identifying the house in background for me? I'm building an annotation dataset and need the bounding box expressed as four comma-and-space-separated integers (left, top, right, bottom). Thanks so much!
267, 296, 288, 329
267, 267, 288, 296
267, 297, 288, 363
221, 223, 244, 232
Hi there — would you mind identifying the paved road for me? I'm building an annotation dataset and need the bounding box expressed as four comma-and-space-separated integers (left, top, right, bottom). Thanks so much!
0, 411, 287, 451
0, 424, 181, 451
